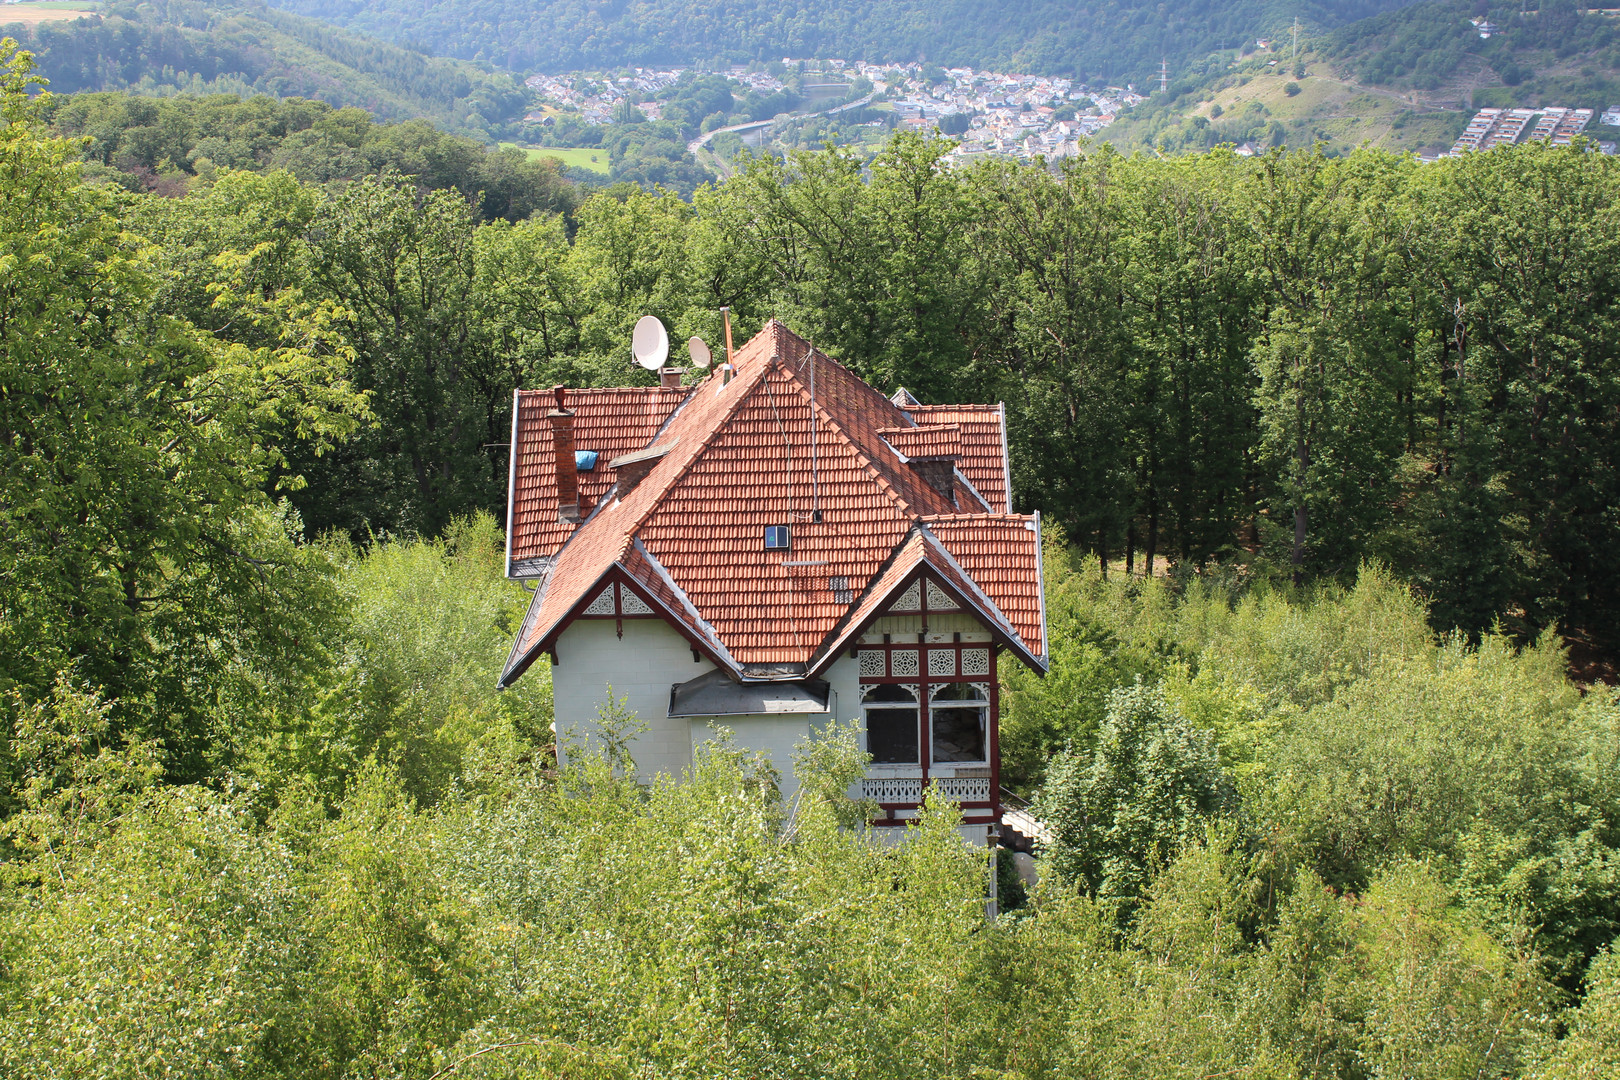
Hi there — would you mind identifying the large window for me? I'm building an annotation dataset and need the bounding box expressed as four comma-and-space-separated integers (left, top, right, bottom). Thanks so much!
862, 683, 920, 764
930, 682, 989, 763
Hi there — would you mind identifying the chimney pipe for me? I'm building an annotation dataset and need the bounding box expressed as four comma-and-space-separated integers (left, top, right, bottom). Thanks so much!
719, 306, 735, 386
549, 384, 581, 524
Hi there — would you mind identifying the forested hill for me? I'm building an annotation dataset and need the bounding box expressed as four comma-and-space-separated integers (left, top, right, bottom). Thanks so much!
1325, 0, 1620, 106
42, 92, 582, 219
0, 0, 533, 139
265, 0, 1417, 85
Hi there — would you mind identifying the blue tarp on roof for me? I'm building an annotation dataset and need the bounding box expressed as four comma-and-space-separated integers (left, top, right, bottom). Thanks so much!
575, 449, 599, 471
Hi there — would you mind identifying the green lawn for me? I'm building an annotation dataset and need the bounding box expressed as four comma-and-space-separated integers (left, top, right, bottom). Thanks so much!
499, 143, 610, 174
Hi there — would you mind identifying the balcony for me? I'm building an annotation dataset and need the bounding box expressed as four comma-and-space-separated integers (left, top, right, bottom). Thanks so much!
860, 772, 992, 804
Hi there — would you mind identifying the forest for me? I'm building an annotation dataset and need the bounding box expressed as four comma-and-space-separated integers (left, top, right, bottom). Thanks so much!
3, 36, 1620, 1076
0, 0, 534, 140
1325, 0, 1620, 103
265, 0, 1414, 87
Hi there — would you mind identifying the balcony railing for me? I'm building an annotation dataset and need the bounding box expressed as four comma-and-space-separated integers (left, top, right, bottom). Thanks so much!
860, 774, 991, 803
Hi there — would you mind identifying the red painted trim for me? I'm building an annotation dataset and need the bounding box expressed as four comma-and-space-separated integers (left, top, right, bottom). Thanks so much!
810, 565, 1034, 678
538, 565, 731, 673
990, 647, 1001, 826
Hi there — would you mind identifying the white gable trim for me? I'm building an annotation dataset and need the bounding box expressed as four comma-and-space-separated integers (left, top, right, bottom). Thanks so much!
628, 539, 744, 675
504, 388, 521, 578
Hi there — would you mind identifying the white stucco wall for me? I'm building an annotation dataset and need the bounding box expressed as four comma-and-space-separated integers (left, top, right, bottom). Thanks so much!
550, 613, 997, 835
551, 617, 715, 780
551, 617, 845, 799
689, 715, 816, 801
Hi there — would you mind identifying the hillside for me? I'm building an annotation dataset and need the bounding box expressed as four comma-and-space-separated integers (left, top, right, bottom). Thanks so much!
264, 0, 1417, 88
1100, 0, 1620, 157
1325, 0, 1620, 110
0, 0, 534, 139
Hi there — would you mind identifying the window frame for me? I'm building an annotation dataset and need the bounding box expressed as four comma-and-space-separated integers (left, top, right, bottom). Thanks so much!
860, 682, 921, 767
928, 681, 990, 766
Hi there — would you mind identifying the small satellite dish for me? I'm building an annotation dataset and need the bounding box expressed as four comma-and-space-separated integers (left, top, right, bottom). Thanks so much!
687, 336, 712, 369
631, 315, 669, 371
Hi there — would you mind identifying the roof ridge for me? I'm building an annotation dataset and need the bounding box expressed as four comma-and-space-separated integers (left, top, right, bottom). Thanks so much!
623, 343, 779, 538
762, 333, 966, 518
774, 356, 925, 520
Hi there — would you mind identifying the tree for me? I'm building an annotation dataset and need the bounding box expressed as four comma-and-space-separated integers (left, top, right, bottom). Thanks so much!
0, 41, 366, 780
1036, 680, 1232, 917
1247, 150, 1412, 582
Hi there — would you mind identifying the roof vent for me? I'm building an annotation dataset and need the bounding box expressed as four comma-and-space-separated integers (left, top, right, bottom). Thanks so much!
830, 575, 852, 604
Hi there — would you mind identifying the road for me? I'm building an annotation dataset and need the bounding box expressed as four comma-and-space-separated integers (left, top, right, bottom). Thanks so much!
687, 92, 879, 178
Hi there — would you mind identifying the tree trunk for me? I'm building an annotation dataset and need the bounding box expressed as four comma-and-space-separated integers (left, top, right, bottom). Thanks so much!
1145, 483, 1159, 579
1292, 434, 1309, 586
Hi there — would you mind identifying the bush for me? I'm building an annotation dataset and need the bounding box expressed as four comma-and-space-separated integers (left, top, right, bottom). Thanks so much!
1036, 680, 1233, 917
1284, 82, 1302, 97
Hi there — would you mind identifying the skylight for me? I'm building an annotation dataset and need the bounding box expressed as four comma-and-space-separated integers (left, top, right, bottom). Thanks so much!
764, 525, 791, 550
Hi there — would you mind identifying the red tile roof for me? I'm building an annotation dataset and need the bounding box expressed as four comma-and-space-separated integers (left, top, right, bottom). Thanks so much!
922, 514, 1045, 658
902, 404, 1011, 513
507, 386, 689, 572
500, 321, 1045, 687
878, 423, 961, 461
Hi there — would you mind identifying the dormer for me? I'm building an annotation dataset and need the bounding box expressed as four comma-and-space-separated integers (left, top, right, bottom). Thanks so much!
878, 424, 961, 506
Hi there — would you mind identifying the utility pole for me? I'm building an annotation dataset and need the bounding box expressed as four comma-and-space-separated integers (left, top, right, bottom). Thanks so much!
1292, 17, 1300, 64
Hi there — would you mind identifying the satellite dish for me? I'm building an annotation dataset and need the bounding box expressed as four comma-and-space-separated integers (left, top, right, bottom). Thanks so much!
687, 336, 712, 368
631, 315, 669, 371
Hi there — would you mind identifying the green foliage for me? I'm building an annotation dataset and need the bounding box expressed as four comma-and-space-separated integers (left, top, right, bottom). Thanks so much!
46, 92, 581, 220
265, 0, 1412, 91
0, 40, 368, 778
1538, 942, 1620, 1079
5, 0, 534, 140
1037, 680, 1233, 916
1327, 0, 1620, 106
247, 515, 549, 805
1013, 542, 1620, 990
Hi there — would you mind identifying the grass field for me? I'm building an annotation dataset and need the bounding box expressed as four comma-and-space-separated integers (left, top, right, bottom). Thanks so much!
0, 1, 98, 24
498, 143, 610, 174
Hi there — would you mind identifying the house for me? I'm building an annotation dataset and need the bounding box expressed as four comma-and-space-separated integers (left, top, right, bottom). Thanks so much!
499, 320, 1048, 837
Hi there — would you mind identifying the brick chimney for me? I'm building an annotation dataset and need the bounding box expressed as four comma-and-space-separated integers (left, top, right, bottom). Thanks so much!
549, 385, 581, 524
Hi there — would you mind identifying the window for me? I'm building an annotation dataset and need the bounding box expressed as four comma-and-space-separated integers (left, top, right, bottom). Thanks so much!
764, 525, 791, 549
862, 683, 919, 765
930, 682, 989, 763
